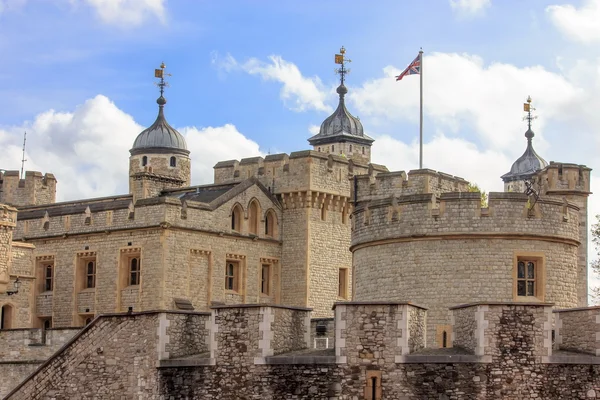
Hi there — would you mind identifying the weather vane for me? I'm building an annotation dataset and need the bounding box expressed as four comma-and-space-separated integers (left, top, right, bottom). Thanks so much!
334, 46, 351, 85
154, 62, 172, 97
523, 95, 537, 130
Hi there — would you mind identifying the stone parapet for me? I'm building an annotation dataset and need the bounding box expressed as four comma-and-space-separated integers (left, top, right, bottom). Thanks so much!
210, 304, 311, 365
554, 306, 600, 355
0, 170, 56, 208
213, 151, 380, 196
0, 328, 79, 362
352, 191, 580, 249
332, 302, 427, 365
450, 302, 553, 362
354, 168, 469, 202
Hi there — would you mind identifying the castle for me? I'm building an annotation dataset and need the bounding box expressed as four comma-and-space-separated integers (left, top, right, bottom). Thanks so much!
0, 54, 596, 398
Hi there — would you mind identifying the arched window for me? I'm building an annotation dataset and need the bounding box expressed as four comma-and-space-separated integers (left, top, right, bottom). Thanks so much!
362, 147, 365, 155
349, 144, 352, 152
321, 206, 327, 221
129, 257, 140, 286
264, 210, 276, 237
170, 156, 176, 167
331, 145, 335, 152
318, 147, 321, 152
142, 156, 148, 166
1, 304, 14, 330
248, 201, 259, 235
231, 205, 242, 232
442, 331, 448, 348
85, 317, 93, 326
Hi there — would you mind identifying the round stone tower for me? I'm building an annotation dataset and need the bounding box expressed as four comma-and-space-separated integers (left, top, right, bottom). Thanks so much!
351, 169, 581, 348
129, 65, 191, 201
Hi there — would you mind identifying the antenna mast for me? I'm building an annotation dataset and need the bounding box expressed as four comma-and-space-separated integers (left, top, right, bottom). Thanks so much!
20, 132, 27, 179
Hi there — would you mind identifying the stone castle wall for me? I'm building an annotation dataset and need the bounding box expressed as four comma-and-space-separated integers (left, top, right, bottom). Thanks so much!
0, 171, 56, 208
352, 187, 581, 347
9, 303, 600, 399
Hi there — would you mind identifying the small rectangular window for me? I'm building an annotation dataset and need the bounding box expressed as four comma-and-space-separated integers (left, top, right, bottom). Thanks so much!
261, 264, 270, 295
517, 260, 536, 296
338, 268, 348, 299
225, 261, 239, 292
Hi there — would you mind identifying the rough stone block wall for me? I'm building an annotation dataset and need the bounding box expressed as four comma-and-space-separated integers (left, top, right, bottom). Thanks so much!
4, 313, 161, 400
280, 207, 308, 308
212, 306, 261, 365
0, 328, 79, 362
163, 312, 210, 359
0, 363, 40, 399
271, 307, 309, 356
408, 306, 426, 352
555, 306, 600, 355
452, 306, 478, 353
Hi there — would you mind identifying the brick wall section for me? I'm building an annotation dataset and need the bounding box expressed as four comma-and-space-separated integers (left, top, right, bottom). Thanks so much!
554, 306, 600, 355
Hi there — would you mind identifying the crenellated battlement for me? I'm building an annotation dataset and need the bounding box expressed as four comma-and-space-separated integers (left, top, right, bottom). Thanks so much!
0, 170, 57, 207
352, 191, 580, 249
214, 150, 388, 198
354, 168, 469, 202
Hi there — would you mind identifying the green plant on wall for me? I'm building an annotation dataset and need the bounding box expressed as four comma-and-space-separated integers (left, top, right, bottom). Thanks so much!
467, 183, 488, 207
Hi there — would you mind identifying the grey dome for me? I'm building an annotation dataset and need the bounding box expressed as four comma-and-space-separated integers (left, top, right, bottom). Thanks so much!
501, 128, 547, 182
130, 96, 189, 156
308, 84, 374, 146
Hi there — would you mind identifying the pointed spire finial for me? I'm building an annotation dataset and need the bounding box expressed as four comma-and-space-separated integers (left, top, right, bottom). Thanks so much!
154, 62, 172, 107
334, 46, 351, 88
523, 96, 537, 137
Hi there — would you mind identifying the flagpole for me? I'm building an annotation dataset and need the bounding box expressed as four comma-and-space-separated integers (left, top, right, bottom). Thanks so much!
419, 49, 423, 169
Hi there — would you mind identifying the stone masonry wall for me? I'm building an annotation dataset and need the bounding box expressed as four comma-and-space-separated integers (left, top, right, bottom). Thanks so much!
452, 306, 478, 353
163, 312, 211, 359
0, 171, 56, 208
4, 313, 163, 400
0, 328, 79, 361
554, 306, 600, 355
0, 363, 40, 399
271, 307, 309, 356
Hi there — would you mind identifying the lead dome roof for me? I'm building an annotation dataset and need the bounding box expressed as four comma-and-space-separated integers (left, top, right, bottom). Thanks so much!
501, 128, 547, 182
308, 84, 374, 147
130, 96, 189, 156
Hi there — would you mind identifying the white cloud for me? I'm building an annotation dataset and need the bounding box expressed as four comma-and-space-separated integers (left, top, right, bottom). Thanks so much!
212, 53, 332, 113
0, 0, 165, 25
351, 52, 582, 155
547, 0, 600, 44
449, 0, 491, 16
0, 95, 260, 201
80, 0, 166, 26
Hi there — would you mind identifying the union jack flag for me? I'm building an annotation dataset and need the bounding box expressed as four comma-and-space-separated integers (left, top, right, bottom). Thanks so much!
396, 54, 421, 81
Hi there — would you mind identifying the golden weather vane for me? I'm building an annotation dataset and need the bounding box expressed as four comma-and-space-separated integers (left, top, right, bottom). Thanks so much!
154, 62, 172, 98
523, 95, 537, 130
334, 46, 351, 85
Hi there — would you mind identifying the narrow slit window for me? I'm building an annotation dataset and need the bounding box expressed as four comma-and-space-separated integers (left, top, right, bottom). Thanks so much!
261, 264, 270, 295
142, 156, 148, 166
170, 156, 176, 167
442, 331, 448, 348
129, 257, 140, 286
45, 264, 53, 291
86, 261, 96, 289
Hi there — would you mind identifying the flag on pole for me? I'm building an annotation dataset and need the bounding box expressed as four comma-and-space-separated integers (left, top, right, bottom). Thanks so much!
395, 54, 421, 81
396, 50, 424, 169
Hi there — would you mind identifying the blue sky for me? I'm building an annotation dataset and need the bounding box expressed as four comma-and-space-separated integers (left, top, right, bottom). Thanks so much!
1, 0, 600, 280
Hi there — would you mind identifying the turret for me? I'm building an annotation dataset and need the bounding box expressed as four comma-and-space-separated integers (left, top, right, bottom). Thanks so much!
0, 170, 57, 207
129, 63, 191, 202
308, 47, 374, 163
0, 204, 17, 294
